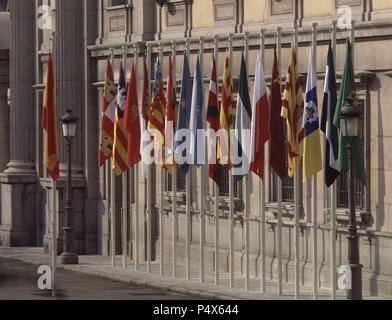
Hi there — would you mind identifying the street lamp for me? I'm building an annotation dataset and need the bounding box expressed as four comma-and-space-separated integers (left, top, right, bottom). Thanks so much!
60, 109, 79, 265
339, 97, 363, 300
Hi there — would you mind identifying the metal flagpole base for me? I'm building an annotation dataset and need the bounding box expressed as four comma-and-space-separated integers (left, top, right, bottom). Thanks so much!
347, 263, 363, 300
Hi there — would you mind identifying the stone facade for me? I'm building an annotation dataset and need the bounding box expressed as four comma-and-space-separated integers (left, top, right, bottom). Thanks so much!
0, 0, 392, 297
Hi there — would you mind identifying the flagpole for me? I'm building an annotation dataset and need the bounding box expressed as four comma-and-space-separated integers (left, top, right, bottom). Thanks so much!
122, 45, 128, 269
146, 43, 152, 274
134, 43, 140, 272
331, 20, 338, 301
213, 34, 220, 286
294, 21, 300, 300
158, 42, 165, 277
110, 48, 116, 267
311, 23, 319, 300
51, 180, 57, 297
259, 29, 267, 294
276, 26, 284, 296
185, 38, 192, 281
350, 20, 356, 72
199, 36, 206, 283
171, 40, 178, 279
228, 33, 235, 289
244, 31, 250, 291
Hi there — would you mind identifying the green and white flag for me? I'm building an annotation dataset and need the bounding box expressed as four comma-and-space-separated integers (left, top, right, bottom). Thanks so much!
333, 40, 366, 185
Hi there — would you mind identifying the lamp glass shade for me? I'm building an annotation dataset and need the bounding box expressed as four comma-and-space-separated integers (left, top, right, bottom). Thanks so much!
62, 122, 77, 138
340, 117, 359, 138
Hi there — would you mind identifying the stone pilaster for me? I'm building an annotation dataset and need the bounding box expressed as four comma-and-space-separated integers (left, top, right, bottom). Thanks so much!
0, 0, 37, 247
55, 0, 84, 176
132, 0, 157, 41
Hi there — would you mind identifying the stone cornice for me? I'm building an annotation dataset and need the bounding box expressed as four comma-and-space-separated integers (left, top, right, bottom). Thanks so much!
88, 21, 392, 58
385, 71, 392, 78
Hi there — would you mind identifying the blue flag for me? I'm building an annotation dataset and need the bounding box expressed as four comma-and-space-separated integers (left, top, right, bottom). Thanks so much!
189, 56, 205, 167
303, 50, 322, 181
175, 52, 192, 176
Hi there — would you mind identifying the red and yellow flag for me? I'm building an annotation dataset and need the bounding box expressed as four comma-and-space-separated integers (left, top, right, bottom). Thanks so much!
281, 42, 304, 177
217, 53, 235, 167
124, 62, 141, 168
163, 56, 176, 172
99, 60, 116, 167
113, 63, 129, 175
42, 53, 59, 181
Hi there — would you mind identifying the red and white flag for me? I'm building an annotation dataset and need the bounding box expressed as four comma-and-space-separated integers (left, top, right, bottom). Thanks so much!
249, 55, 270, 180
99, 60, 116, 167
206, 57, 221, 183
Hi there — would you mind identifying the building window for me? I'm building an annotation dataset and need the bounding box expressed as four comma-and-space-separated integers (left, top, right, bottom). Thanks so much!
165, 171, 186, 192
336, 101, 365, 209
218, 167, 242, 198
337, 172, 364, 209
269, 130, 294, 203
109, 0, 127, 8
0, 0, 8, 11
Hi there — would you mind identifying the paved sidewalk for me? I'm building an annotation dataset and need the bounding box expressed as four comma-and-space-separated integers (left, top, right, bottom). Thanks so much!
0, 247, 379, 300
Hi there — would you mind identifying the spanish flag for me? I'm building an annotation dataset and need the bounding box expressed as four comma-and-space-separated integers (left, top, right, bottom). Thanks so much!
42, 53, 59, 181
147, 59, 166, 165
281, 42, 304, 177
217, 53, 235, 167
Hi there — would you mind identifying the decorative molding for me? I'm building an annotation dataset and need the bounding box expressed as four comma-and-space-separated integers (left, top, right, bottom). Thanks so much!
335, 0, 361, 7
159, 0, 193, 39
109, 15, 126, 32
215, 2, 235, 21
213, 0, 238, 27
166, 7, 185, 26
333, 0, 366, 22
270, 0, 293, 15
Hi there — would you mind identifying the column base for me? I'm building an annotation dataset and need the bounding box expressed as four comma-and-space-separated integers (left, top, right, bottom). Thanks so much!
4, 160, 35, 175
0, 172, 37, 247
60, 252, 79, 265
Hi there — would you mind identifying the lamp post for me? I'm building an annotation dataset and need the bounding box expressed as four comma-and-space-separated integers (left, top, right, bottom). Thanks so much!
339, 97, 363, 300
60, 109, 79, 265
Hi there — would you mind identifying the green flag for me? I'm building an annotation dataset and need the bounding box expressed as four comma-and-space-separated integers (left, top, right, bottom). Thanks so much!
333, 40, 366, 185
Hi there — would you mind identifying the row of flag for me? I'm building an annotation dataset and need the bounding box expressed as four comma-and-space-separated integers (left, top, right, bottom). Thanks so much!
35, 38, 367, 194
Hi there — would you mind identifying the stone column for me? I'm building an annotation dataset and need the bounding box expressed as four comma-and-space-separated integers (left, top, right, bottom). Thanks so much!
0, 0, 37, 247
6, 0, 36, 174
0, 57, 9, 172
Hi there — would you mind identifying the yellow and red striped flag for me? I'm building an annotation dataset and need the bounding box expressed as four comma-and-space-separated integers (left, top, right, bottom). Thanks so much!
217, 53, 235, 167
112, 63, 129, 175
42, 53, 59, 181
281, 42, 304, 177
147, 59, 166, 166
